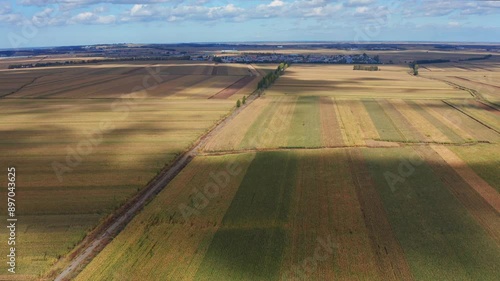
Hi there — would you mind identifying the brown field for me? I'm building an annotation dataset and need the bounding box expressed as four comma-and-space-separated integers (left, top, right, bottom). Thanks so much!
0, 61, 262, 100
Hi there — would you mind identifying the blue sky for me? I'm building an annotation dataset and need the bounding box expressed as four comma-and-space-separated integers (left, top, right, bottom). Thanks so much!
1, 0, 499, 48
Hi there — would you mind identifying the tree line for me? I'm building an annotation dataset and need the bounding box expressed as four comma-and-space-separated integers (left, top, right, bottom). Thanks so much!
8, 56, 191, 69
257, 62, 288, 90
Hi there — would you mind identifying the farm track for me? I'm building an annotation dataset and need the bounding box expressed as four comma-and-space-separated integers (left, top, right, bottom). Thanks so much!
53, 91, 261, 281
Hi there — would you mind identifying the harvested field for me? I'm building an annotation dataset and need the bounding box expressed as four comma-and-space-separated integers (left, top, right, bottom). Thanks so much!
1, 62, 257, 99
76, 149, 416, 280
420, 63, 500, 105
0, 60, 257, 278
267, 65, 467, 99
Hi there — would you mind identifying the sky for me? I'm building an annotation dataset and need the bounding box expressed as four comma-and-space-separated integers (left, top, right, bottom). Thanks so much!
1, 0, 499, 48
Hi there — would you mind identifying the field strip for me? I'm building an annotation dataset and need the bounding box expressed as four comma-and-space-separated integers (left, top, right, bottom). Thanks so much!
415, 100, 475, 141
53, 91, 261, 281
363, 99, 405, 141
355, 99, 380, 141
289, 149, 381, 280
347, 149, 414, 281
194, 151, 294, 280
415, 146, 500, 242
286, 96, 322, 147
378, 99, 424, 142
266, 96, 297, 147
430, 145, 500, 213
332, 98, 350, 145
319, 96, 344, 146
336, 100, 365, 146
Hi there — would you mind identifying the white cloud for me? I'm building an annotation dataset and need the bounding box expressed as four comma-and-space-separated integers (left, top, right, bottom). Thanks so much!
355, 6, 369, 14
69, 11, 116, 24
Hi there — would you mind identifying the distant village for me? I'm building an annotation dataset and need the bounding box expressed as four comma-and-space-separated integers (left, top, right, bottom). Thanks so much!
7, 49, 382, 69
209, 53, 380, 64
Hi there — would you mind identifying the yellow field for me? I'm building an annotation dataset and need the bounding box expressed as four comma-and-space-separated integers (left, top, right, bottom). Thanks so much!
266, 64, 468, 99
0, 61, 260, 100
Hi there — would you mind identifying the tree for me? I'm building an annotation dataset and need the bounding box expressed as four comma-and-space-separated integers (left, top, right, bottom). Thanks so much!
413, 64, 419, 76
236, 99, 241, 108
242, 96, 246, 104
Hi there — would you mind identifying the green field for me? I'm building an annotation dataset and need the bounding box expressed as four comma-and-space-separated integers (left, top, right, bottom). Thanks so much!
363, 147, 500, 280
78, 146, 500, 280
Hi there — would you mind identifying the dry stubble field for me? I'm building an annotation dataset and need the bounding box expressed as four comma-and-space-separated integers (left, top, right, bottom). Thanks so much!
78, 62, 500, 280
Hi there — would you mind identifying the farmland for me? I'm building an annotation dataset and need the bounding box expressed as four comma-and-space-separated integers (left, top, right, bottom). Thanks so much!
76, 60, 499, 281
78, 146, 500, 280
0, 61, 263, 279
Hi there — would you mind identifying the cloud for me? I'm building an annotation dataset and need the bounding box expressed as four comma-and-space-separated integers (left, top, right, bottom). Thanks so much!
69, 11, 116, 24
269, 0, 285, 8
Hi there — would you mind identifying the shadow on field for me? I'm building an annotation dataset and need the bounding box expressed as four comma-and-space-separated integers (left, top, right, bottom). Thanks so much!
152, 149, 499, 280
